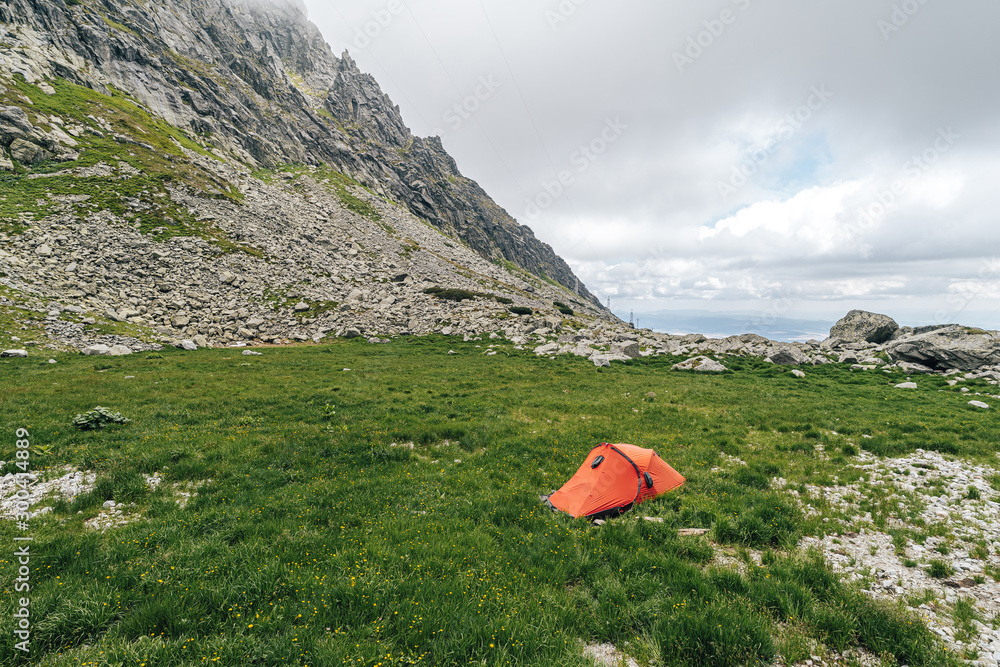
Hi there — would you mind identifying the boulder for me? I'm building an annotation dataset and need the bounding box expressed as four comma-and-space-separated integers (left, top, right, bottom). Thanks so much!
894, 382, 918, 389
968, 400, 990, 409
828, 310, 899, 344
896, 360, 935, 374
0, 148, 12, 171
1, 349, 27, 358
884, 325, 1000, 371
533, 342, 560, 356
293, 302, 310, 312
81, 344, 110, 355
837, 352, 859, 364
790, 369, 806, 378
610, 341, 640, 358
341, 327, 361, 339
176, 339, 198, 351
767, 347, 810, 365
672, 356, 728, 373
9, 137, 51, 165
242, 349, 263, 356
107, 345, 132, 356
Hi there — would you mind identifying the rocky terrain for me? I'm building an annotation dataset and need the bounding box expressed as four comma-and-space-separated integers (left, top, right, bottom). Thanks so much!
0, 150, 609, 352
1, 0, 602, 346
794, 450, 1000, 667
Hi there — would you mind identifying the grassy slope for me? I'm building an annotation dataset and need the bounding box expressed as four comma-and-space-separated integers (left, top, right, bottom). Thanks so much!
0, 77, 254, 254
2, 340, 996, 665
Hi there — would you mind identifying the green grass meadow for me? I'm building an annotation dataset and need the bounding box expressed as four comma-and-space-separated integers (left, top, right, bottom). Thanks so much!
2, 337, 996, 666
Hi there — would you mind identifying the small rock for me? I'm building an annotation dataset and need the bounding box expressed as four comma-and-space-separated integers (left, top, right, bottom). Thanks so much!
791, 369, 806, 378
968, 400, 990, 409
242, 350, 262, 356
294, 302, 310, 312
894, 382, 918, 389
35, 244, 53, 257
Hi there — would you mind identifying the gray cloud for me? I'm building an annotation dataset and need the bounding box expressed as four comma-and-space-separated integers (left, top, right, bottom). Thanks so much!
303, 0, 1000, 330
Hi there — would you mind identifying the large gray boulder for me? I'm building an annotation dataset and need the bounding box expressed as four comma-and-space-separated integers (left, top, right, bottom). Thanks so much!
610, 341, 640, 358
8, 138, 51, 165
767, 346, 810, 365
829, 310, 899, 344
672, 356, 728, 373
884, 325, 1000, 371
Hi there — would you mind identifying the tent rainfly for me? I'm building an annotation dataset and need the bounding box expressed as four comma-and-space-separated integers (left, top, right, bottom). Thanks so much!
544, 443, 685, 520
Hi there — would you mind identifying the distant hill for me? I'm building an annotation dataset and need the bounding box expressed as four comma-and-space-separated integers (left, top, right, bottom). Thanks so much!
625, 309, 834, 342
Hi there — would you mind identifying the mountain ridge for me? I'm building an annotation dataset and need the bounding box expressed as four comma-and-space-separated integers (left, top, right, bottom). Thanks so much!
0, 0, 597, 304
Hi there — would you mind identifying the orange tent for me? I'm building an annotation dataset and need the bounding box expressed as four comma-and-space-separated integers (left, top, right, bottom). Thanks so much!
544, 443, 685, 520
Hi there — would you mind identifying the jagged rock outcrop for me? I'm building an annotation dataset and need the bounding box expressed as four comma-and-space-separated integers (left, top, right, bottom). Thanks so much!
0, 0, 597, 304
884, 325, 1000, 372
829, 310, 899, 344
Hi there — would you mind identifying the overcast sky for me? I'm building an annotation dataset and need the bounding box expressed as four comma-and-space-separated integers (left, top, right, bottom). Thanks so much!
300, 0, 1000, 333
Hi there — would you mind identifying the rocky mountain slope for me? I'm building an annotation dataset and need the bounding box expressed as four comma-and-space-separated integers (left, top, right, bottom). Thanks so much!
0, 0, 602, 350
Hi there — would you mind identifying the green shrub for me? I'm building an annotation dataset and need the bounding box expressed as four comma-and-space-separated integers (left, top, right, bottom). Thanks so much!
509, 306, 532, 316
733, 466, 770, 490
926, 559, 954, 578
423, 287, 480, 302
72, 406, 130, 430
714, 494, 802, 549
553, 301, 574, 315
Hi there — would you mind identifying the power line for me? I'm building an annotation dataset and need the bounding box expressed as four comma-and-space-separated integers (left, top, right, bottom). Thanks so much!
387, 0, 548, 236
475, 0, 603, 276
